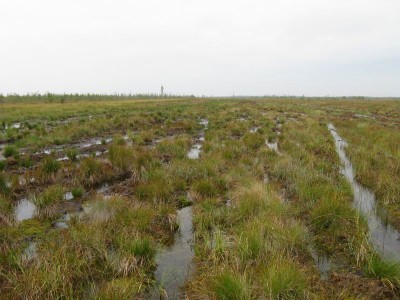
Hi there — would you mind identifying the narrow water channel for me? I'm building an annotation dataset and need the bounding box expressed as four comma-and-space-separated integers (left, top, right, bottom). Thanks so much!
328, 124, 400, 261
152, 206, 195, 299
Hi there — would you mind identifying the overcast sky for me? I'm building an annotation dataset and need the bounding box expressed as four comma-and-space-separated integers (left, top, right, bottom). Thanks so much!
0, 0, 399, 97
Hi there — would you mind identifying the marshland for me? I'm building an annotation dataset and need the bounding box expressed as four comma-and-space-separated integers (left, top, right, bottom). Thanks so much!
0, 96, 400, 299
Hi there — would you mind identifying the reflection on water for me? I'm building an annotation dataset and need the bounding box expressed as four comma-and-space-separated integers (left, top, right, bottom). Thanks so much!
152, 206, 194, 299
266, 141, 278, 152
187, 144, 202, 159
310, 250, 332, 280
14, 198, 36, 222
22, 242, 37, 261
328, 124, 400, 261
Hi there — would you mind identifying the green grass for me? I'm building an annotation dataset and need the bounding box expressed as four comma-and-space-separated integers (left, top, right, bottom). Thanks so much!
365, 254, 400, 288
213, 270, 251, 300
3, 145, 19, 158
1, 97, 399, 298
263, 256, 308, 299
42, 157, 61, 174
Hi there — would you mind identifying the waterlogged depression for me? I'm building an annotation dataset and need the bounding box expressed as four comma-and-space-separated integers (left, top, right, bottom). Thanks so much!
14, 198, 36, 222
152, 206, 194, 299
187, 119, 208, 160
328, 124, 400, 261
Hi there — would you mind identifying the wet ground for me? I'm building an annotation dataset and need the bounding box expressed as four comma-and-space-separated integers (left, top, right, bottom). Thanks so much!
152, 206, 194, 299
329, 124, 400, 261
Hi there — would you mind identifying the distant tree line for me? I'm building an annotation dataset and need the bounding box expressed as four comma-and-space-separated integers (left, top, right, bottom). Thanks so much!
0, 93, 198, 103
0, 93, 396, 104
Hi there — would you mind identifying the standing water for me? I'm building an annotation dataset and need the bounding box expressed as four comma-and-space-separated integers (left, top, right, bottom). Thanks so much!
187, 119, 208, 160
152, 206, 195, 299
328, 124, 400, 261
14, 198, 36, 222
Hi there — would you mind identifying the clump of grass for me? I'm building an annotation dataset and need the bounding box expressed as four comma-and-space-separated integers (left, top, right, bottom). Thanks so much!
213, 270, 251, 300
80, 157, 101, 178
0, 194, 12, 215
0, 161, 6, 171
365, 254, 400, 288
18, 155, 33, 168
131, 134, 144, 146
242, 133, 264, 149
109, 144, 133, 172
263, 256, 308, 299
139, 130, 154, 144
113, 134, 127, 145
3, 145, 19, 158
193, 177, 226, 198
177, 195, 192, 208
233, 182, 274, 219
311, 194, 355, 234
71, 186, 84, 198
123, 238, 156, 262
65, 148, 78, 161
135, 178, 173, 203
34, 184, 64, 209
42, 157, 60, 174
0, 173, 9, 195
95, 278, 144, 299
156, 138, 189, 160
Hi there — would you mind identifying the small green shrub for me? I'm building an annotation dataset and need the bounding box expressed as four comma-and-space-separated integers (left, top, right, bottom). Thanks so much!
3, 145, 19, 158
66, 148, 78, 161
42, 157, 60, 174
34, 184, 64, 208
71, 186, 84, 198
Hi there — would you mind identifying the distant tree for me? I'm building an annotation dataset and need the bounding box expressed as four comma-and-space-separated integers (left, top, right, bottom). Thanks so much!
161, 85, 164, 96
47, 92, 54, 103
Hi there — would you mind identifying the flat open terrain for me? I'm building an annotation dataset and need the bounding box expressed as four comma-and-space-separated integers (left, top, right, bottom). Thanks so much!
1, 97, 400, 299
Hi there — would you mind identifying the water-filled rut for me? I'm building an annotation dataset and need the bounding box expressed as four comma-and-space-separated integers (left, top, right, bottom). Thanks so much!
328, 124, 400, 261
152, 206, 194, 299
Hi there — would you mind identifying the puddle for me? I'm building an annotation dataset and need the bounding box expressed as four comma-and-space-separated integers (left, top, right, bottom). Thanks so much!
54, 220, 69, 229
186, 119, 208, 160
34, 136, 112, 159
97, 183, 110, 195
152, 206, 194, 299
11, 123, 21, 129
84, 200, 113, 222
78, 137, 112, 149
266, 140, 279, 153
310, 250, 332, 280
19, 176, 27, 186
328, 124, 400, 261
55, 210, 85, 228
57, 156, 70, 161
187, 144, 202, 160
354, 114, 376, 120
22, 242, 37, 261
199, 118, 209, 129
250, 126, 259, 133
14, 198, 36, 222
64, 192, 74, 201
263, 174, 269, 183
